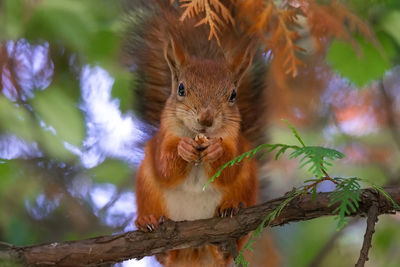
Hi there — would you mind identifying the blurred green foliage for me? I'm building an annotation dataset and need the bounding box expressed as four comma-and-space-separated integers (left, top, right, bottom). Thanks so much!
0, 160, 41, 245
327, 34, 394, 88
0, 0, 134, 159
327, 0, 400, 87
278, 217, 337, 267
31, 86, 85, 160
0, 0, 134, 250
3, 0, 122, 63
89, 159, 133, 186
0, 98, 36, 142
381, 10, 400, 46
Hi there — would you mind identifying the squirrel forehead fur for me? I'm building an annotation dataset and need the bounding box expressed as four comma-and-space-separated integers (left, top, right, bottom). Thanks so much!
176, 59, 235, 98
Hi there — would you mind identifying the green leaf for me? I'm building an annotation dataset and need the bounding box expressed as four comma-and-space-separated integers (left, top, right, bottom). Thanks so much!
2, 0, 24, 39
4, 217, 38, 246
88, 159, 132, 186
327, 36, 391, 87
23, 0, 121, 65
25, 0, 96, 52
88, 30, 119, 63
37, 127, 75, 161
0, 161, 18, 194
28, 85, 84, 161
111, 71, 136, 113
31, 86, 85, 147
381, 10, 400, 46
0, 98, 37, 142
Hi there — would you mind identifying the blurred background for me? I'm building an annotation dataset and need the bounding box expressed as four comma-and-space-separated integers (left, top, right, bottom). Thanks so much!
0, 0, 400, 266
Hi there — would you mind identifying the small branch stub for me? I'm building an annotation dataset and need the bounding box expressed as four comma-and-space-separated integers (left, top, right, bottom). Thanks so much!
355, 202, 380, 267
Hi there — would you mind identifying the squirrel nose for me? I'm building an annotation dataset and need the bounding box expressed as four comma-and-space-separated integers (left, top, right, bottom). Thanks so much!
197, 108, 213, 127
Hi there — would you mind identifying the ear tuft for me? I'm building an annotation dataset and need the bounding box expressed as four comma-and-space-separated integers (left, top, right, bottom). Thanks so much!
164, 36, 187, 79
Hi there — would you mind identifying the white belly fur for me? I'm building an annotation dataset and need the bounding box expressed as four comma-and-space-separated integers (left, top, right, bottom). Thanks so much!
163, 166, 222, 221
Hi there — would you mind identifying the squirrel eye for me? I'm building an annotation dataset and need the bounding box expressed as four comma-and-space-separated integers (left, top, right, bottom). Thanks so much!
229, 90, 237, 103
177, 82, 186, 97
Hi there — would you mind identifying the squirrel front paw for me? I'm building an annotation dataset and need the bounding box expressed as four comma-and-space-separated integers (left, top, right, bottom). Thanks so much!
200, 137, 223, 163
178, 137, 199, 162
135, 215, 166, 232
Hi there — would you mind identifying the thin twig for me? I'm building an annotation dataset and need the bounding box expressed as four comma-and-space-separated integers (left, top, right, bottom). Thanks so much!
355, 202, 379, 267
304, 175, 339, 191
322, 169, 338, 184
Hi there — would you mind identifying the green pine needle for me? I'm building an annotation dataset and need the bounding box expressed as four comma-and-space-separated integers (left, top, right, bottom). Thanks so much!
204, 121, 344, 189
329, 177, 362, 229
281, 119, 306, 147
235, 188, 305, 266
289, 146, 345, 178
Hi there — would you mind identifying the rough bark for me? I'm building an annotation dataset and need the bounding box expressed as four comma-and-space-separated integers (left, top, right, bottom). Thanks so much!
0, 187, 399, 266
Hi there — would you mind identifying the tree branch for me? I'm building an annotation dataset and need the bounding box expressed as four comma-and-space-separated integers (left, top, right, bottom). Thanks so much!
0, 187, 399, 266
355, 201, 380, 267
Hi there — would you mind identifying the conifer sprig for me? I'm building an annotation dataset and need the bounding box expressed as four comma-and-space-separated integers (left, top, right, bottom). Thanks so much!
205, 120, 399, 265
330, 177, 362, 228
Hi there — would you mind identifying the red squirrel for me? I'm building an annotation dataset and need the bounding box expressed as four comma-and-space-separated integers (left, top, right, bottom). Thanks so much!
125, 1, 273, 266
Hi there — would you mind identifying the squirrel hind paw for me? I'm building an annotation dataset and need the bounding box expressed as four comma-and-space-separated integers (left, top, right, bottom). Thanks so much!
135, 215, 166, 232
216, 201, 244, 218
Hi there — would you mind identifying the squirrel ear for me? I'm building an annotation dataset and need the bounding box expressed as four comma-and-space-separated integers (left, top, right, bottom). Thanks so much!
227, 42, 255, 87
164, 36, 187, 79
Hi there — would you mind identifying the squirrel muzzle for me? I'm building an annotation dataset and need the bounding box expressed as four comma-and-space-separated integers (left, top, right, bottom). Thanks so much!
197, 107, 214, 128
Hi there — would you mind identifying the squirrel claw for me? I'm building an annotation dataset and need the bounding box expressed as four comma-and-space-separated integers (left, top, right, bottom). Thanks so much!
135, 214, 166, 232
217, 201, 244, 218
159, 215, 166, 224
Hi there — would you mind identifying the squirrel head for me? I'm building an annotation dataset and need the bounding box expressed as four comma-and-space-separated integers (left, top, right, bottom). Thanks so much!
162, 37, 254, 138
